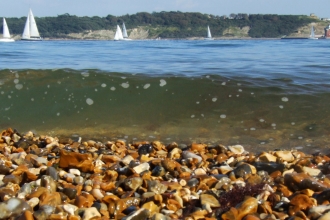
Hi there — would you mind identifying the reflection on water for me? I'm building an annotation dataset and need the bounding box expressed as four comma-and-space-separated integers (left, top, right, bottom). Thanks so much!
1, 69, 330, 154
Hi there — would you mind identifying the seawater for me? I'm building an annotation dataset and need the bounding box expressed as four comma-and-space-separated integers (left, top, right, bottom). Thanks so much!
1, 39, 330, 153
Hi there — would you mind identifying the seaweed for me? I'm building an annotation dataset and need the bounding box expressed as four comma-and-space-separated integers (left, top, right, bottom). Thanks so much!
216, 183, 265, 214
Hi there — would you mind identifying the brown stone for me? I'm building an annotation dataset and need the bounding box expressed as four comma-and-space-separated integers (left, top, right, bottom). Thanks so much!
236, 197, 259, 220
59, 150, 94, 172
39, 192, 62, 207
16, 210, 34, 220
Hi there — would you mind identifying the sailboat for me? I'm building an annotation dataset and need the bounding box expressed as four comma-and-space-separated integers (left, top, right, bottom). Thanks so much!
309, 25, 318, 40
204, 25, 214, 40
114, 25, 124, 41
21, 9, 42, 41
122, 22, 131, 40
0, 18, 15, 42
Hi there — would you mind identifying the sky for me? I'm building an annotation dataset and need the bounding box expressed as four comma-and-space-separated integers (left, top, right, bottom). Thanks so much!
1, 0, 330, 19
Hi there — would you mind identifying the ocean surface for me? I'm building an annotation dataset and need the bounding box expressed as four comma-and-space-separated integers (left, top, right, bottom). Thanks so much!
1, 39, 330, 153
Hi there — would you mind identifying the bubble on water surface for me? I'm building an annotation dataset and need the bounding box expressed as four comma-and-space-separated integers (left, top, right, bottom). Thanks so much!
101, 83, 106, 88
220, 114, 226, 119
259, 119, 265, 122
281, 97, 289, 102
291, 122, 295, 125
191, 115, 195, 118
143, 84, 150, 89
86, 98, 94, 105
31, 98, 34, 101
271, 123, 276, 127
212, 98, 217, 102
160, 79, 167, 87
298, 136, 303, 140
14, 79, 19, 84
57, 113, 60, 116
110, 87, 116, 91
279, 105, 283, 109
196, 101, 200, 104
15, 84, 23, 90
121, 83, 129, 88
238, 89, 242, 92
250, 127, 256, 131
81, 72, 89, 77
221, 82, 226, 85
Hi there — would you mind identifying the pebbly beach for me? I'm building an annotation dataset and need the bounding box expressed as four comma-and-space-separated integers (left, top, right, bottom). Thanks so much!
0, 127, 330, 219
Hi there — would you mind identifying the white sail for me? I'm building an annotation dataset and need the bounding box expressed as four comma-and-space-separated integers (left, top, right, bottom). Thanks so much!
204, 25, 214, 40
22, 14, 30, 39
0, 18, 15, 42
207, 26, 212, 38
122, 22, 128, 38
309, 26, 318, 40
114, 25, 124, 41
22, 9, 42, 40
3, 18, 11, 38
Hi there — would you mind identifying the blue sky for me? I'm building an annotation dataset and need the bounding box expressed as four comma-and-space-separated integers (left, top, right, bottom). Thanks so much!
1, 0, 330, 19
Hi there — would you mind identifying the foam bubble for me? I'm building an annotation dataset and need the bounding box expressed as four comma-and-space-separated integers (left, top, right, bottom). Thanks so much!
101, 83, 106, 88
191, 115, 195, 118
143, 84, 150, 89
15, 84, 23, 90
86, 98, 94, 105
220, 114, 226, 119
13, 79, 19, 84
212, 98, 217, 102
121, 83, 129, 88
281, 97, 289, 102
81, 72, 89, 77
110, 86, 116, 91
160, 79, 167, 87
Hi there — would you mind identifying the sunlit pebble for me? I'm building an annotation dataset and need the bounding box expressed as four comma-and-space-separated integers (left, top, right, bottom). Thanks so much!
259, 119, 265, 122
86, 98, 94, 105
291, 122, 295, 125
57, 113, 60, 116
15, 84, 23, 90
143, 84, 150, 89
238, 89, 242, 92
221, 82, 226, 85
196, 101, 200, 104
160, 79, 167, 87
220, 114, 226, 119
282, 97, 289, 102
250, 127, 256, 131
121, 83, 129, 88
212, 98, 217, 102
279, 105, 284, 109
191, 115, 195, 118
13, 79, 19, 84
110, 87, 116, 91
101, 83, 106, 88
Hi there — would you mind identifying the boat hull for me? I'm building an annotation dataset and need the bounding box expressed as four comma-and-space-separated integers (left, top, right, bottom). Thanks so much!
21, 37, 42, 41
204, 38, 214, 40
0, 38, 15, 42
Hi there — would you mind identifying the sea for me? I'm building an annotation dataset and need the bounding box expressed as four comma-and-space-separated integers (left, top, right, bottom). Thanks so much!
1, 39, 330, 154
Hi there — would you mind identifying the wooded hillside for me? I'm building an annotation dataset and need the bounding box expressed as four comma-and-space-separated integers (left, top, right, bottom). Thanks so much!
3, 11, 318, 38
